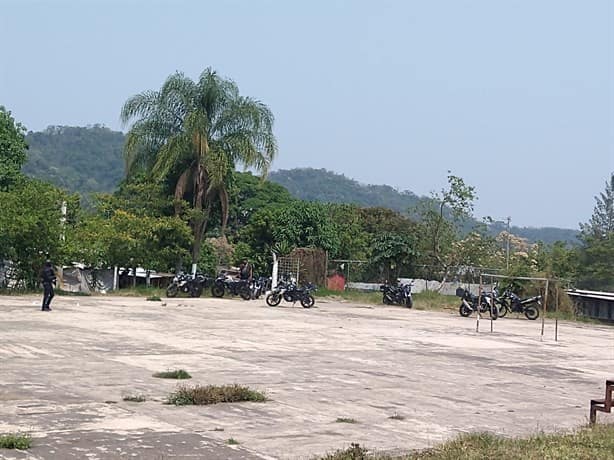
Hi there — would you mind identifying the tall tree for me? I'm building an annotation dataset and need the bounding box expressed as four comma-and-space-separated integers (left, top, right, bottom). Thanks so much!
0, 106, 28, 191
577, 172, 614, 290
121, 68, 277, 269
580, 172, 614, 239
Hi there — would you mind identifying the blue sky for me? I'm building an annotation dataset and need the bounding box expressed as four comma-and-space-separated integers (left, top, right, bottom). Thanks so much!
1, 0, 612, 228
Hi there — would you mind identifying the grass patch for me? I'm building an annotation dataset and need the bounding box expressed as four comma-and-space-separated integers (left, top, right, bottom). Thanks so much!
153, 369, 192, 379
226, 438, 240, 445
166, 384, 266, 406
335, 417, 358, 424
122, 394, 146, 402
0, 433, 32, 449
146, 295, 162, 301
317, 424, 614, 459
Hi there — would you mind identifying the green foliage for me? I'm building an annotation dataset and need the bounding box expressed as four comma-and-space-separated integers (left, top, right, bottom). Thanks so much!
166, 384, 266, 406
0, 433, 32, 449
226, 171, 294, 231
335, 418, 358, 424
576, 173, 614, 290
0, 106, 28, 191
414, 173, 476, 275
66, 210, 192, 272
0, 178, 76, 288
152, 369, 192, 379
580, 172, 614, 239
576, 234, 614, 291
370, 232, 417, 281
22, 125, 125, 203
121, 68, 278, 266
238, 201, 341, 275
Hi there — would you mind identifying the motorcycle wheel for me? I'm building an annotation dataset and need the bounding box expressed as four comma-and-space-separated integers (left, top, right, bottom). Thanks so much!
405, 296, 413, 308
490, 305, 499, 320
189, 284, 203, 298
239, 287, 252, 301
301, 294, 315, 308
211, 284, 225, 298
524, 306, 539, 320
382, 294, 393, 305
266, 293, 282, 306
166, 284, 178, 298
459, 303, 472, 317
498, 304, 508, 318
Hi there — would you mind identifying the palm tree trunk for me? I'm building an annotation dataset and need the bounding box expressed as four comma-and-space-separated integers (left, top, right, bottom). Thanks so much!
219, 186, 229, 237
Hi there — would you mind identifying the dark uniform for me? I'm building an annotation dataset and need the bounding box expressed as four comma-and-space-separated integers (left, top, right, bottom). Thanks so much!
41, 262, 56, 311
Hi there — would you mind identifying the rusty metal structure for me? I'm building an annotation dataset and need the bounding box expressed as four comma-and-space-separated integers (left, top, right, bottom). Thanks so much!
590, 379, 614, 424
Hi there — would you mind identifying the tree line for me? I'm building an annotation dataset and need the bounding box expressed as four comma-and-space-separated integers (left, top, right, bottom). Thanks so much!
1, 67, 612, 291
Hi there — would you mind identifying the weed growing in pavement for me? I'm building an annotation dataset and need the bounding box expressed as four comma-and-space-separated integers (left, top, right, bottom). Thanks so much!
166, 384, 266, 406
0, 433, 32, 449
153, 369, 192, 379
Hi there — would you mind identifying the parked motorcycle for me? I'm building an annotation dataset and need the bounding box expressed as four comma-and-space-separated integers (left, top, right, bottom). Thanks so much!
211, 272, 251, 300
166, 272, 211, 298
266, 279, 316, 308
250, 276, 271, 300
380, 281, 413, 308
456, 287, 499, 320
497, 287, 541, 320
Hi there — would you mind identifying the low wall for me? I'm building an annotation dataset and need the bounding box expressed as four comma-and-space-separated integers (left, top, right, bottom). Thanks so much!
346, 280, 491, 296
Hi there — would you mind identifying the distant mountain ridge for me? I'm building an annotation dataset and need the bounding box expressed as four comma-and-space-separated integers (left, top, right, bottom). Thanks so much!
269, 168, 579, 245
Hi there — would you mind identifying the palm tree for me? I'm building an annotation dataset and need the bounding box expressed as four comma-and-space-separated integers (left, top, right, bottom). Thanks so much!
121, 68, 277, 269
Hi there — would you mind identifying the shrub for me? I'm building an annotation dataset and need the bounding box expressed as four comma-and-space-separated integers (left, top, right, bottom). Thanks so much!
0, 433, 32, 449
167, 384, 266, 406
152, 369, 191, 379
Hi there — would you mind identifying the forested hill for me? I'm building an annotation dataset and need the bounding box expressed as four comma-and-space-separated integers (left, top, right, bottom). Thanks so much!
269, 167, 423, 210
23, 126, 125, 200
269, 168, 580, 245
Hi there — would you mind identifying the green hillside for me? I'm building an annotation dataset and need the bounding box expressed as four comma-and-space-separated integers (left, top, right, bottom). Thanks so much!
23, 125, 125, 201
269, 168, 579, 245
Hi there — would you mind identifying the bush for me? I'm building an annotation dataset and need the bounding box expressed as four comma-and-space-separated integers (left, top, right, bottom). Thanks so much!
167, 384, 266, 406
0, 433, 32, 449
152, 369, 191, 379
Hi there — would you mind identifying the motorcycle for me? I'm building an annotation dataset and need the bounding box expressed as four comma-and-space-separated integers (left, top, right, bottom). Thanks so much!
456, 287, 499, 320
266, 279, 316, 308
497, 287, 541, 320
380, 281, 413, 308
211, 272, 251, 300
166, 272, 211, 298
250, 276, 271, 300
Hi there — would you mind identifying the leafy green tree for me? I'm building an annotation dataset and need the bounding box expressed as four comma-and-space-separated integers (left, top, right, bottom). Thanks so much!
68, 210, 192, 273
415, 173, 476, 279
370, 232, 417, 282
0, 179, 75, 288
580, 173, 614, 239
225, 171, 294, 233
576, 173, 614, 290
0, 106, 28, 191
121, 68, 277, 268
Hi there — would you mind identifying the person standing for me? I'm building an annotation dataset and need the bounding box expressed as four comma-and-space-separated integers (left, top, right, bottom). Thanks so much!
40, 260, 56, 311
239, 259, 253, 283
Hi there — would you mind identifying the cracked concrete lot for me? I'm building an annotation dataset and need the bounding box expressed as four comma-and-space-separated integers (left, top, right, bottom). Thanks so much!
1, 294, 613, 459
